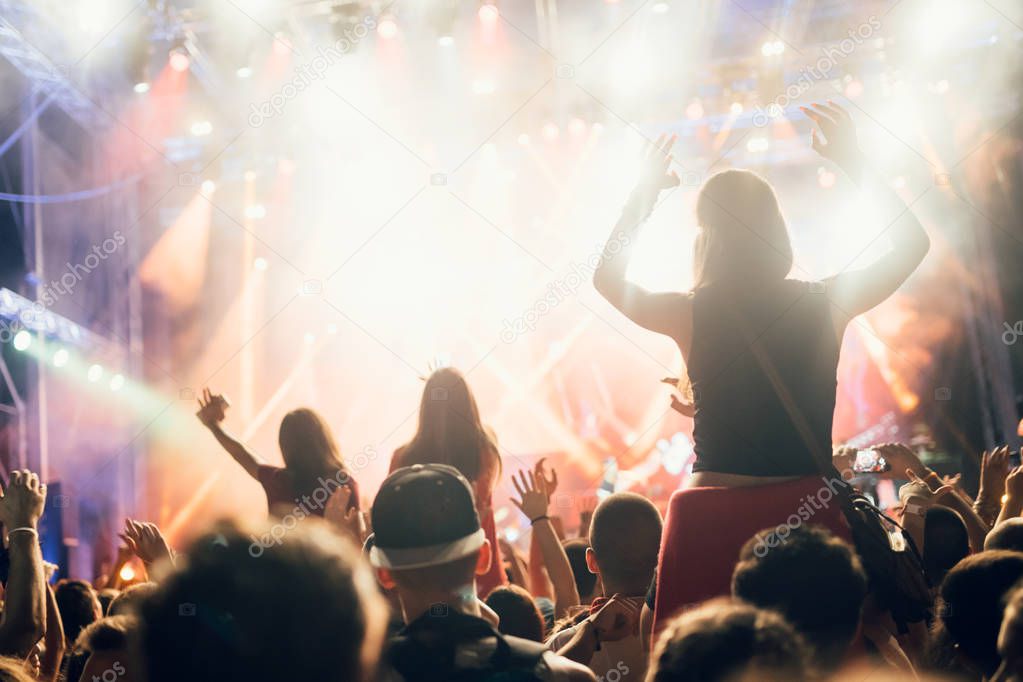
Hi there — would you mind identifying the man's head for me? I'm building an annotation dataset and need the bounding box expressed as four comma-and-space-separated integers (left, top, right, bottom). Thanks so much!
107, 582, 159, 617
937, 550, 1023, 677
484, 585, 544, 642
998, 581, 1023, 675
563, 539, 598, 603
138, 519, 387, 682
731, 525, 867, 671
587, 493, 663, 595
370, 464, 491, 615
649, 599, 810, 682
986, 518, 1023, 552
923, 506, 970, 587
55, 579, 102, 645
76, 615, 137, 682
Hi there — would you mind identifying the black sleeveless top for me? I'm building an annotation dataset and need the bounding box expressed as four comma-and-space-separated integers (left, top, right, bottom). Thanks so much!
688, 279, 840, 476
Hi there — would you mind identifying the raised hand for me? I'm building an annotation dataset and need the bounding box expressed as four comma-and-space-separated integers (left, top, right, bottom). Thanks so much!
511, 469, 549, 523
534, 458, 558, 497
118, 519, 173, 566
325, 487, 365, 543
0, 470, 46, 529
800, 100, 863, 176
874, 443, 927, 479
979, 446, 1011, 503
1007, 464, 1023, 503
195, 388, 228, 428
635, 134, 680, 199
661, 377, 695, 418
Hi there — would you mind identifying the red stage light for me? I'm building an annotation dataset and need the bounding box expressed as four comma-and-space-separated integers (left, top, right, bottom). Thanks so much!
169, 50, 190, 73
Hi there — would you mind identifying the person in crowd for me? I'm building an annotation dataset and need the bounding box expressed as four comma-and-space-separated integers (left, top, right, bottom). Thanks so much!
389, 367, 506, 596
0, 658, 36, 682
0, 470, 47, 659
370, 463, 595, 681
987, 518, 1023, 552
485, 585, 546, 642
96, 589, 118, 616
994, 582, 1023, 682
511, 467, 580, 621
593, 101, 929, 484
930, 550, 1023, 679
647, 599, 812, 682
922, 506, 971, 588
107, 583, 158, 617
731, 525, 869, 672
562, 539, 599, 607
547, 492, 662, 681
137, 519, 387, 682
54, 580, 102, 649
71, 615, 137, 682
196, 389, 358, 517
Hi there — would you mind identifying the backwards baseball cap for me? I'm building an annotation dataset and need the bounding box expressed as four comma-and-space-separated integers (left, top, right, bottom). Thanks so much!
369, 463, 485, 570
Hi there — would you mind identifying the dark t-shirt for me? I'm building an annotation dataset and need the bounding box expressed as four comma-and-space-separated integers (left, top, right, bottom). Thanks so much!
256, 464, 359, 517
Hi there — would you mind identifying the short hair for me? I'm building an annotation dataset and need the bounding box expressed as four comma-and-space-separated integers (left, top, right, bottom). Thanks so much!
97, 588, 119, 616
937, 550, 1023, 677
986, 518, 1023, 552
485, 585, 544, 642
999, 581, 1023, 666
107, 582, 159, 617
732, 525, 866, 670
138, 519, 386, 682
55, 579, 101, 645
78, 615, 136, 653
649, 599, 810, 682
388, 553, 480, 593
589, 493, 662, 594
562, 539, 597, 600
923, 507, 970, 587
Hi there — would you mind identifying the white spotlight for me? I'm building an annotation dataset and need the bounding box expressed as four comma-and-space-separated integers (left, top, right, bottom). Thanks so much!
109, 374, 125, 391
12, 330, 31, 351
133, 82, 150, 94
190, 120, 213, 136
245, 204, 267, 220
88, 364, 104, 382
52, 348, 69, 367
253, 257, 268, 271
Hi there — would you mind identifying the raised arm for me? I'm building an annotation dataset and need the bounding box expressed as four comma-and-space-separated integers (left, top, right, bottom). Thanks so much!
512, 466, 580, 619
196, 388, 264, 479
801, 101, 930, 323
592, 134, 691, 345
0, 470, 47, 658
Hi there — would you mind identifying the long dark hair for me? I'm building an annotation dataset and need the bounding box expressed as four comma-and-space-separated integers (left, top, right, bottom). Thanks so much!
400, 368, 496, 483
278, 408, 348, 495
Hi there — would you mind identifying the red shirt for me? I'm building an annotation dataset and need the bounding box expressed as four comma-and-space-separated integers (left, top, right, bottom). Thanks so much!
256, 465, 359, 517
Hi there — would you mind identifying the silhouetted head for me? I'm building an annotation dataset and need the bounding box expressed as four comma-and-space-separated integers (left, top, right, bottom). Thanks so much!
923, 506, 970, 587
588, 492, 663, 595
278, 408, 346, 488
649, 599, 811, 682
404, 368, 495, 482
694, 169, 792, 288
986, 518, 1023, 553
563, 539, 598, 603
485, 585, 545, 642
55, 579, 102, 646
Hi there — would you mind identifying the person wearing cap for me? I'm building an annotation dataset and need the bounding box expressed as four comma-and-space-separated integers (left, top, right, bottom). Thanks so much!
370, 463, 600, 681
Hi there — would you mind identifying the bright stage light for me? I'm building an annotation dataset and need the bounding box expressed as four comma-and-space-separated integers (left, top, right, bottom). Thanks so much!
568, 118, 587, 137
12, 330, 31, 351
169, 49, 190, 73
845, 79, 864, 99
201, 179, 216, 194
88, 364, 103, 382
236, 66, 253, 78
52, 348, 69, 367
818, 168, 837, 189
119, 564, 135, 582
109, 374, 125, 392
438, 35, 454, 47
592, 122, 604, 135
190, 121, 213, 136
253, 257, 268, 271
517, 133, 530, 146
378, 17, 399, 39
651, 2, 669, 13
244, 170, 257, 182
541, 122, 560, 141
761, 41, 785, 57
685, 99, 704, 120
133, 82, 150, 94
730, 102, 744, 115
746, 136, 769, 153
472, 79, 496, 95
245, 204, 267, 220
479, 3, 499, 24
913, 1, 967, 54
326, 323, 338, 335
273, 34, 292, 56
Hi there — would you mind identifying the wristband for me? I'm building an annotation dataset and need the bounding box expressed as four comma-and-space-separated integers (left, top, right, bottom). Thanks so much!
8, 527, 38, 537
530, 515, 550, 525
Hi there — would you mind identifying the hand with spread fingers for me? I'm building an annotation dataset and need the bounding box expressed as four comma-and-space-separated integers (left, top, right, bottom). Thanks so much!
119, 519, 173, 566
800, 100, 864, 177
635, 133, 681, 201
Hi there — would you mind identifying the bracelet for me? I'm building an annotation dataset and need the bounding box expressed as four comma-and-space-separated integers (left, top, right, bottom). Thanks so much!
8, 527, 37, 537
530, 515, 550, 525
